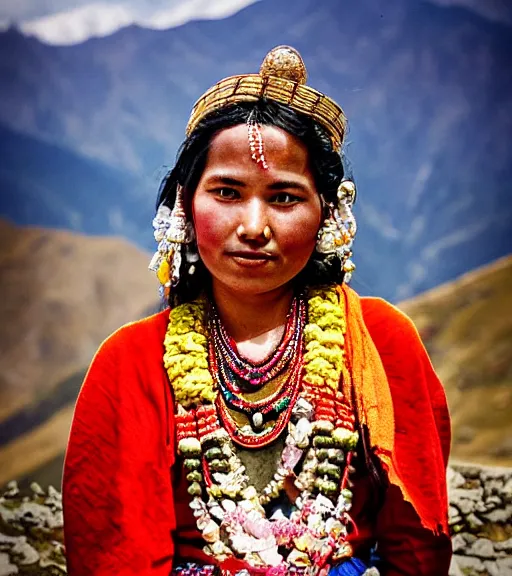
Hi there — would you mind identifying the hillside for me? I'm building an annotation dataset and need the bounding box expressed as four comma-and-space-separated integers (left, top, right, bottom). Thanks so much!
0, 219, 158, 423
400, 255, 512, 466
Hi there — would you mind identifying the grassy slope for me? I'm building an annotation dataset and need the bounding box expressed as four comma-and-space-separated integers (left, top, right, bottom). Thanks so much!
399, 255, 512, 466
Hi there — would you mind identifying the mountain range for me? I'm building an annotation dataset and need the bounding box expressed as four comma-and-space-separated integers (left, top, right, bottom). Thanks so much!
0, 0, 511, 301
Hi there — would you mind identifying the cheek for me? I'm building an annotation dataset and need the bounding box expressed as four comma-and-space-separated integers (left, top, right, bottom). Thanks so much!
192, 199, 230, 252
276, 209, 321, 255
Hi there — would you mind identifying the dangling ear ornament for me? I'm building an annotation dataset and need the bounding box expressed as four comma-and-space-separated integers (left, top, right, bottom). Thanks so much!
149, 184, 194, 300
316, 180, 357, 283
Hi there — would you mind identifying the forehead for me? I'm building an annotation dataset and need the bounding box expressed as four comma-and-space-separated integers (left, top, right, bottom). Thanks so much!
203, 124, 311, 176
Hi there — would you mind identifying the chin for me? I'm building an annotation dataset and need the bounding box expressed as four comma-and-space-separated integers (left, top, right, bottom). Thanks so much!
216, 274, 296, 297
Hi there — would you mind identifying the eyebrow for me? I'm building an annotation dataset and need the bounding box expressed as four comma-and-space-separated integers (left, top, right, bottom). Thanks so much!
206, 175, 308, 191
207, 176, 247, 187
268, 180, 307, 192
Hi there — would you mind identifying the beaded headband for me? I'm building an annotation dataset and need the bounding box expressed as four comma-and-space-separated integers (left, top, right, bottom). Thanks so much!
186, 45, 347, 152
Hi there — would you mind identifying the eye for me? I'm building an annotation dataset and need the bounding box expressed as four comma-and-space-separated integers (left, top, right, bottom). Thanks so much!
270, 192, 303, 204
212, 187, 239, 200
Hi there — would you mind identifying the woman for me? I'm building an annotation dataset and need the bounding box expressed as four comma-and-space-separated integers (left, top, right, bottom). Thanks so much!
63, 46, 452, 576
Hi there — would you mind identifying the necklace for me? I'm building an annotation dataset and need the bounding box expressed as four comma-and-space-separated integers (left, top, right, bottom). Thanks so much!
208, 295, 304, 388
215, 357, 304, 448
164, 288, 362, 576
210, 295, 307, 443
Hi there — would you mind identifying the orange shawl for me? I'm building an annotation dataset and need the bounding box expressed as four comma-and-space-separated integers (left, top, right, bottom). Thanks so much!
339, 284, 450, 536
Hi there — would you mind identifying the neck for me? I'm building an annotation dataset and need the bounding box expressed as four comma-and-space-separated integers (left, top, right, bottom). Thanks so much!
211, 282, 295, 342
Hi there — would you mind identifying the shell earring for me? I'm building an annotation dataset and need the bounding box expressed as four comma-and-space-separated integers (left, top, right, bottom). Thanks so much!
316, 180, 357, 282
149, 184, 195, 300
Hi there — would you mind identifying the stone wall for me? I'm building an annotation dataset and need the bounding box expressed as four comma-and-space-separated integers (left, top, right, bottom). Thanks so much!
448, 463, 512, 576
0, 482, 64, 575
0, 463, 511, 575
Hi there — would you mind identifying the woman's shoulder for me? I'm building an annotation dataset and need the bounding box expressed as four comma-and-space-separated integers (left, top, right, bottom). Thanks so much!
77, 308, 171, 404
359, 295, 422, 351
93, 308, 171, 363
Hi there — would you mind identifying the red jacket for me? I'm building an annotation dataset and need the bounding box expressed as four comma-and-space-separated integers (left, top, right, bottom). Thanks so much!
63, 297, 452, 575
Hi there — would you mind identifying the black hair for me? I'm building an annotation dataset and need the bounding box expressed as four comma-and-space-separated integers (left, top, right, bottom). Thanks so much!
156, 99, 353, 308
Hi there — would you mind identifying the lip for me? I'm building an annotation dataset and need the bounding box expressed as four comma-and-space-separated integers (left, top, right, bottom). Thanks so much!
226, 251, 276, 267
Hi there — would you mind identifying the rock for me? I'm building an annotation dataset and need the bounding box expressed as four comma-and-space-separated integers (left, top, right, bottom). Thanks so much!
453, 554, 484, 574
449, 556, 464, 576
484, 560, 502, 576
30, 482, 45, 496
450, 487, 485, 502
485, 504, 512, 523
484, 495, 502, 509
0, 552, 18, 575
466, 513, 484, 529
451, 534, 466, 553
503, 478, 512, 501
450, 487, 484, 515
0, 534, 40, 565
494, 538, 512, 553
495, 557, 512, 576
4, 481, 20, 499
453, 465, 482, 480
461, 533, 477, 546
449, 505, 462, 524
447, 468, 466, 490
0, 486, 65, 575
469, 538, 495, 559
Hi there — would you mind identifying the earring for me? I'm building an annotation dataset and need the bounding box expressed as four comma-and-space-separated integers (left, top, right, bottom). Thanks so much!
149, 184, 194, 300
316, 180, 357, 283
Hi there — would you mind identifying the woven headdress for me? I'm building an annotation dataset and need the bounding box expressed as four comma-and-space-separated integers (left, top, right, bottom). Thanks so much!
186, 45, 347, 151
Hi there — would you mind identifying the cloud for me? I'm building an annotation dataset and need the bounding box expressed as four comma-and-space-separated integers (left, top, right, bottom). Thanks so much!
17, 0, 259, 45
428, 0, 512, 26
359, 203, 401, 241
395, 261, 428, 300
146, 0, 259, 29
20, 4, 134, 44
421, 219, 491, 262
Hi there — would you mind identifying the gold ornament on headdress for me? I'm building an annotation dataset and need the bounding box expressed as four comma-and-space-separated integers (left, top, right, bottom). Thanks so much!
186, 45, 347, 151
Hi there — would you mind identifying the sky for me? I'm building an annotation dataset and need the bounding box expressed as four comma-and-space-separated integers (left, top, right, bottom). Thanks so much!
0, 0, 260, 44
0, 0, 510, 44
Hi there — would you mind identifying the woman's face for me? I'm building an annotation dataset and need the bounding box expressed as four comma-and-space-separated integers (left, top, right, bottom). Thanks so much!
192, 124, 322, 297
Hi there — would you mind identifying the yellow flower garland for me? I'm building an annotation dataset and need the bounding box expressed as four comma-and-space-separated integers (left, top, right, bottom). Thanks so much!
164, 299, 216, 407
164, 287, 347, 409
303, 288, 346, 392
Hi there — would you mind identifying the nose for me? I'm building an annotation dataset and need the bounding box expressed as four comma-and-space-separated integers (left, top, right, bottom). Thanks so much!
237, 198, 270, 244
